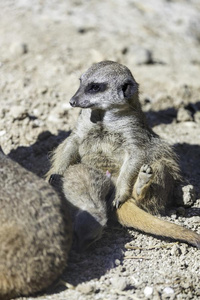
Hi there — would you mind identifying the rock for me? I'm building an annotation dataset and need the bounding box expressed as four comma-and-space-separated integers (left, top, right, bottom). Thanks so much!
31, 119, 44, 128
132, 48, 154, 65
182, 185, 196, 207
176, 107, 193, 122
170, 210, 177, 219
10, 42, 28, 56
111, 276, 128, 291
144, 286, 153, 297
0, 130, 6, 137
9, 106, 28, 120
39, 86, 48, 94
115, 259, 121, 266
170, 244, 181, 256
163, 287, 174, 295
76, 283, 94, 294
181, 281, 190, 289
194, 111, 200, 123
47, 106, 69, 123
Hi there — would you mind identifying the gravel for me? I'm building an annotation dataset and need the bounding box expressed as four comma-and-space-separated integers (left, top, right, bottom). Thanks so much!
0, 0, 200, 299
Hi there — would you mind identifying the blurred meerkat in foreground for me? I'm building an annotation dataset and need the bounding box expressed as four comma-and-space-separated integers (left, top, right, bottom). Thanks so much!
0, 151, 72, 299
47, 61, 200, 249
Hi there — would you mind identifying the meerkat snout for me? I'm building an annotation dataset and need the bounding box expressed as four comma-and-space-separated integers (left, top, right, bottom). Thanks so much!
69, 60, 138, 110
74, 210, 104, 251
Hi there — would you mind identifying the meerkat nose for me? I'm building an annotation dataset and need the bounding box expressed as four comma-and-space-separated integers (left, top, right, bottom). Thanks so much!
69, 97, 77, 107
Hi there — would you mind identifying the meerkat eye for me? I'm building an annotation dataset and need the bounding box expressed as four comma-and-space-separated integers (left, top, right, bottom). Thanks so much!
85, 82, 107, 94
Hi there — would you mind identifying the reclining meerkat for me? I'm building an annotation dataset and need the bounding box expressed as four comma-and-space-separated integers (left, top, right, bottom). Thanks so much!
0, 151, 72, 299
46, 61, 200, 249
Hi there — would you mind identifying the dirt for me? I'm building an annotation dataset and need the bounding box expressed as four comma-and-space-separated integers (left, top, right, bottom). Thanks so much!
0, 0, 200, 299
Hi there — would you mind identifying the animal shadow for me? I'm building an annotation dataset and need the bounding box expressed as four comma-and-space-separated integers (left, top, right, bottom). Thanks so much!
145, 100, 200, 127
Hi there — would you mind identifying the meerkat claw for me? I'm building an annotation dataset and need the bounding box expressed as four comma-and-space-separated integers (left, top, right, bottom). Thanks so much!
112, 198, 121, 209
49, 174, 61, 186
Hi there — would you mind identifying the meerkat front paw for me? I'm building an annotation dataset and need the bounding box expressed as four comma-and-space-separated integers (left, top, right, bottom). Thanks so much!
112, 191, 129, 209
136, 164, 153, 196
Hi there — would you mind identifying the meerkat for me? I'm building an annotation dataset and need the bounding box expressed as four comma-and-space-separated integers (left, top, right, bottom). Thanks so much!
0, 150, 72, 299
61, 164, 112, 251
46, 61, 200, 249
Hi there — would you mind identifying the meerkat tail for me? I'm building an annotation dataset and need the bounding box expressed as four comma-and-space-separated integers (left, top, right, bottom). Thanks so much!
116, 199, 200, 249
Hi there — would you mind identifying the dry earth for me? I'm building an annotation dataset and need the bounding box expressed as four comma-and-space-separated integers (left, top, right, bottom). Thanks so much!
0, 0, 200, 299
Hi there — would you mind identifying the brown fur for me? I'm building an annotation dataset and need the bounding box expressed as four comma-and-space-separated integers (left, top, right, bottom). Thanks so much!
0, 151, 72, 299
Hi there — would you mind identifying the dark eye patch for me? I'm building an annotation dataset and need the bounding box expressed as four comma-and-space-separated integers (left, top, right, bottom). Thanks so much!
85, 82, 107, 94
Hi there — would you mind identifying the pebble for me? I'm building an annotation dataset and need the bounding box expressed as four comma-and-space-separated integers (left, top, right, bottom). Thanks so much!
111, 276, 128, 291
144, 286, 153, 297
0, 130, 6, 137
9, 106, 28, 120
163, 287, 174, 294
76, 283, 94, 294
171, 212, 177, 220
181, 281, 190, 289
9, 42, 28, 56
131, 48, 155, 65
170, 244, 181, 256
115, 259, 121, 266
182, 185, 196, 207
177, 107, 193, 122
194, 111, 200, 123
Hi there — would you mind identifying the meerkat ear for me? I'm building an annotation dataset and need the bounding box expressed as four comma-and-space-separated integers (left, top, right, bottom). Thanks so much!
120, 80, 135, 99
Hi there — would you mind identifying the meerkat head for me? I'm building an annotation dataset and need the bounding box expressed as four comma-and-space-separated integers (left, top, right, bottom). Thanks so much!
74, 210, 106, 251
69, 61, 139, 110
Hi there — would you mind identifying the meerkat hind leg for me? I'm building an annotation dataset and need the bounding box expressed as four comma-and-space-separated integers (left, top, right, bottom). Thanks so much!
132, 164, 153, 199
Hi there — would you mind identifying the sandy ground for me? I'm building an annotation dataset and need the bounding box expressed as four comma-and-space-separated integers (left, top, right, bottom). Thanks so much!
0, 0, 200, 299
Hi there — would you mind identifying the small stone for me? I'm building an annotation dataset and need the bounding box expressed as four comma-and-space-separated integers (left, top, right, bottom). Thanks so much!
170, 211, 177, 219
132, 48, 155, 65
9, 106, 28, 120
31, 119, 44, 128
122, 47, 128, 55
177, 107, 193, 122
111, 276, 128, 291
78, 27, 86, 34
10, 42, 28, 56
115, 259, 121, 266
144, 286, 153, 297
76, 283, 94, 294
39, 86, 48, 94
179, 244, 188, 256
181, 281, 190, 289
163, 287, 174, 294
0, 130, 6, 137
194, 111, 200, 123
182, 185, 196, 207
170, 244, 181, 256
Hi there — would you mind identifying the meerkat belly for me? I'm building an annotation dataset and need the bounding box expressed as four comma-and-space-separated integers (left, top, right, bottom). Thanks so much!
79, 129, 124, 175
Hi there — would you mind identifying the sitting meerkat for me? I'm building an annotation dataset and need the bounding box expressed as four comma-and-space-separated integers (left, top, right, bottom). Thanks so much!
0, 151, 72, 299
46, 61, 200, 249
